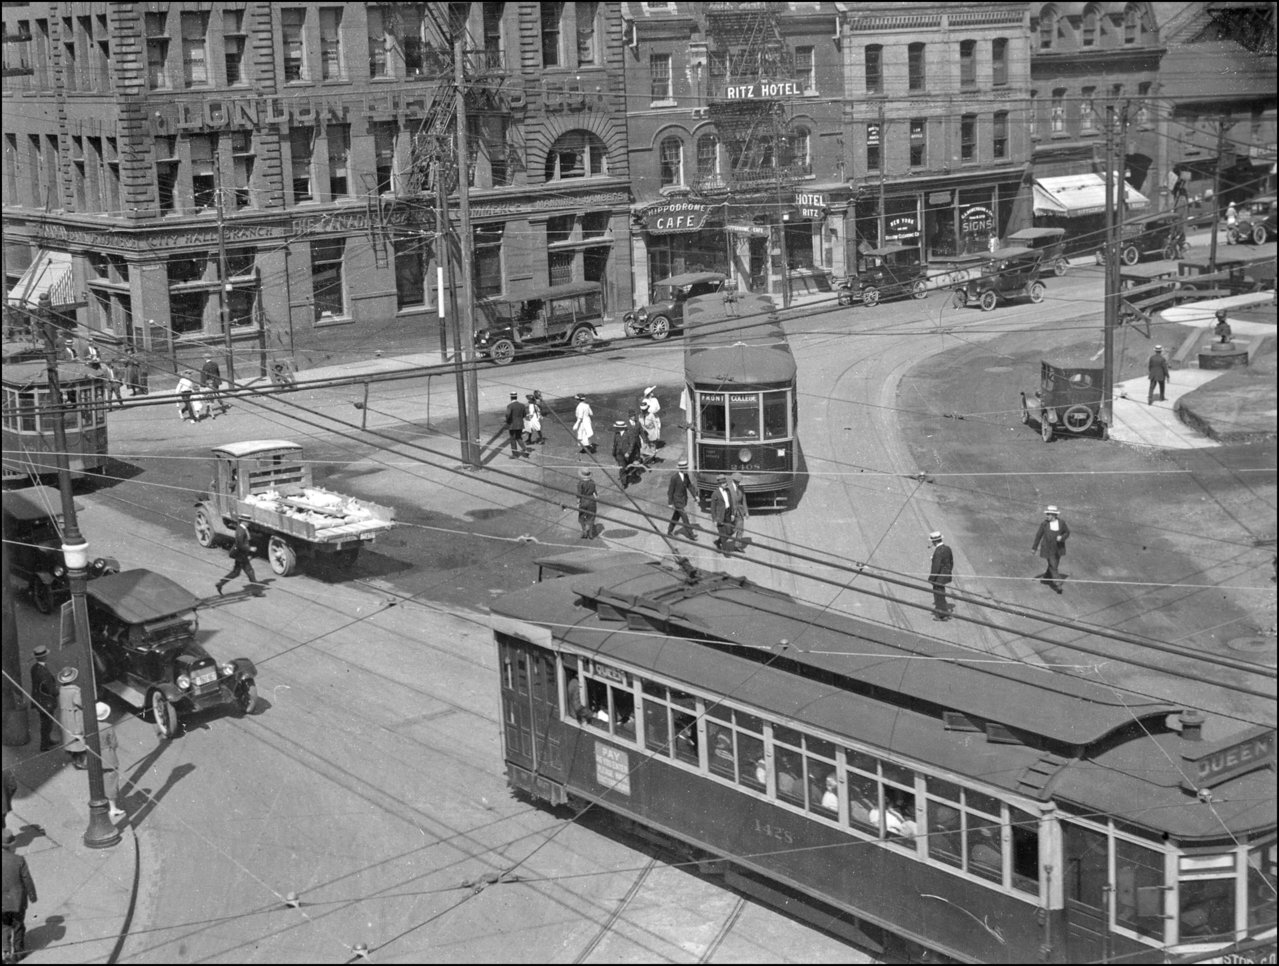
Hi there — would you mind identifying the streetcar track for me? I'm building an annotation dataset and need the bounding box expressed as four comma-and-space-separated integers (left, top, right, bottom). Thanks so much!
572, 857, 658, 964
699, 895, 746, 964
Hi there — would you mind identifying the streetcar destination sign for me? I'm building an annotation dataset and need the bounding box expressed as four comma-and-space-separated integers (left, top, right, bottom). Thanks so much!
1181, 725, 1275, 790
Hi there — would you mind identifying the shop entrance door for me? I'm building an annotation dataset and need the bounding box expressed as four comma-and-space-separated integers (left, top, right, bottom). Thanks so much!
584, 247, 610, 314
748, 237, 768, 292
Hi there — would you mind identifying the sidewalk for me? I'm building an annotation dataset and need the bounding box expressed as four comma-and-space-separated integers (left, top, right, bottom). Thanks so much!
4, 704, 137, 964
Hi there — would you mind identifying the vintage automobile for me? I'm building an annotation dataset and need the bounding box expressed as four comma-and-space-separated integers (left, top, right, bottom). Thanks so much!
1005, 227, 1070, 276
624, 272, 728, 340
837, 245, 929, 307
86, 569, 258, 739
1019, 362, 1108, 442
474, 281, 602, 365
952, 247, 1046, 311
1099, 213, 1189, 266
2, 486, 117, 614
1228, 194, 1277, 245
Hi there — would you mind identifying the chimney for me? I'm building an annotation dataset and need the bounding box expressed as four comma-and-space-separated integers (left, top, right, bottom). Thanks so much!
1179, 709, 1205, 742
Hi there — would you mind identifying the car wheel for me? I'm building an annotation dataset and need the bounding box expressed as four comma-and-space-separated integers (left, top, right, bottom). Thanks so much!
268, 535, 297, 576
1029, 281, 1046, 304
910, 280, 928, 299
29, 577, 52, 615
570, 327, 595, 352
1253, 224, 1267, 246
1053, 257, 1069, 277
1121, 245, 1140, 266
1041, 419, 1054, 443
648, 316, 671, 340
489, 339, 515, 366
952, 289, 968, 310
979, 290, 998, 312
150, 690, 178, 741
1227, 227, 1240, 245
623, 318, 641, 337
862, 287, 880, 308
837, 289, 853, 307
194, 507, 216, 548
235, 679, 258, 716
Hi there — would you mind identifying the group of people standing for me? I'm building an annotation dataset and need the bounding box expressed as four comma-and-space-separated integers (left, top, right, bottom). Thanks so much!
63, 336, 151, 410
175, 356, 230, 423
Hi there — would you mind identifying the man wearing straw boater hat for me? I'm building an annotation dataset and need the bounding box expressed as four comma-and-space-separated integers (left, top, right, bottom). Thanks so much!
1032, 505, 1070, 594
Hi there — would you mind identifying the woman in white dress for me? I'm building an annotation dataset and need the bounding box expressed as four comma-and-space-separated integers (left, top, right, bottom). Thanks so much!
573, 393, 595, 453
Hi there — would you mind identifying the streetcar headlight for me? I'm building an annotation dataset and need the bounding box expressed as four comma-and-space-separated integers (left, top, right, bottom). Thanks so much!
176, 674, 191, 691
738, 448, 753, 463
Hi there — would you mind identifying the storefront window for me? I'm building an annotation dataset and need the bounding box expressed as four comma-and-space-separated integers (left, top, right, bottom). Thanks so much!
959, 189, 995, 254
884, 197, 920, 249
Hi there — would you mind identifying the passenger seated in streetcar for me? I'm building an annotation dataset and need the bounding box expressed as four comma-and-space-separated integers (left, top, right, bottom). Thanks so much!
849, 787, 875, 828
821, 774, 839, 813
969, 826, 1002, 875
673, 714, 699, 763
711, 731, 735, 775
564, 673, 589, 724
755, 758, 768, 788
775, 754, 802, 802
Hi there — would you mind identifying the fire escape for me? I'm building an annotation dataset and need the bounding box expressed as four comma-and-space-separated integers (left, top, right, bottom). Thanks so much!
698, 3, 799, 200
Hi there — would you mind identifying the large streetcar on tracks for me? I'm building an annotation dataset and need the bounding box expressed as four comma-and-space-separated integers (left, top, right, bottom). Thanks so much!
2, 343, 109, 484
493, 555, 1276, 963
681, 292, 797, 508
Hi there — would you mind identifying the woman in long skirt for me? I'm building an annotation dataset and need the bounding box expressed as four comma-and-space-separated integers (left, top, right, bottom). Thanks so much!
573, 393, 595, 453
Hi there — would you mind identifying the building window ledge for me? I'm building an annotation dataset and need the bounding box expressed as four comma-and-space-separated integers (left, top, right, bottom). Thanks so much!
650, 98, 677, 109
315, 313, 353, 327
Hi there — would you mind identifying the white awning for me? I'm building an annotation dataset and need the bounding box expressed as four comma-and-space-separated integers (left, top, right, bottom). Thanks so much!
6, 249, 79, 308
1033, 174, 1149, 218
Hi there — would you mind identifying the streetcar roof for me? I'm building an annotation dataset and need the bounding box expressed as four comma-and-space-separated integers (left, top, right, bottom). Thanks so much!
684, 318, 796, 384
86, 569, 202, 622
1, 360, 102, 387
535, 549, 652, 580
2, 486, 77, 521
210, 440, 304, 459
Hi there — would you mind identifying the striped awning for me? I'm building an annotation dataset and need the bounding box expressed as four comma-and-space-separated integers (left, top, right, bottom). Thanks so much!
6, 249, 80, 308
1032, 174, 1149, 219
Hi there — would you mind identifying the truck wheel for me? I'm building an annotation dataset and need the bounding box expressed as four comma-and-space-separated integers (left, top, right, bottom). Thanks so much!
862, 287, 880, 307
235, 679, 258, 716
194, 507, 217, 548
910, 280, 928, 299
150, 690, 178, 740
29, 577, 52, 615
489, 339, 515, 366
979, 290, 998, 312
647, 316, 670, 340
1029, 281, 1046, 304
1121, 245, 1140, 266
1053, 257, 1069, 276
268, 536, 297, 576
334, 546, 360, 569
570, 326, 595, 352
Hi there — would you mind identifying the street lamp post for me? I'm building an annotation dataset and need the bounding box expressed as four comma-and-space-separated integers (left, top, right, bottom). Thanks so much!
37, 293, 121, 850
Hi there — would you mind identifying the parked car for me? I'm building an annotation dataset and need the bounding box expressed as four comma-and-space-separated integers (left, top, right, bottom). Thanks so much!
2, 486, 117, 614
952, 248, 1046, 311
838, 245, 928, 307
474, 282, 602, 365
86, 569, 257, 739
1020, 361, 1108, 442
1005, 228, 1070, 276
1229, 194, 1277, 245
1098, 213, 1188, 266
624, 272, 728, 340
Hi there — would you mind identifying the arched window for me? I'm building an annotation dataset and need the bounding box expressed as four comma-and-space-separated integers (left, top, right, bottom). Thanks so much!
696, 135, 719, 183
1124, 4, 1142, 44
1082, 5, 1099, 47
1039, 6, 1056, 50
545, 130, 609, 181
659, 136, 684, 187
787, 127, 811, 176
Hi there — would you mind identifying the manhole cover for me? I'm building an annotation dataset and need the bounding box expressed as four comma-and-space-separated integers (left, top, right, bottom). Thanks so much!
1226, 636, 1273, 654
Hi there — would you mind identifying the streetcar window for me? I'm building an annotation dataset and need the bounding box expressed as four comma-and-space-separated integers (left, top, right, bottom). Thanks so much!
966, 818, 1003, 884
708, 723, 735, 778
62, 389, 80, 429
1010, 807, 1039, 895
737, 733, 764, 790
774, 750, 804, 805
673, 710, 698, 764
1179, 853, 1237, 941
728, 397, 760, 441
614, 689, 635, 741
642, 697, 670, 756
1115, 838, 1165, 940
847, 771, 878, 833
927, 801, 963, 869
698, 397, 726, 438
1247, 841, 1277, 933
762, 391, 788, 439
19, 389, 39, 432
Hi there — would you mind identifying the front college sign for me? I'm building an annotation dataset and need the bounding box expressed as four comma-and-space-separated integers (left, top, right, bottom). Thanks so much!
643, 202, 713, 235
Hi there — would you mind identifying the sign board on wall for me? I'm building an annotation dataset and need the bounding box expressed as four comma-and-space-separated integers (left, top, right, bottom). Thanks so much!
643, 202, 713, 235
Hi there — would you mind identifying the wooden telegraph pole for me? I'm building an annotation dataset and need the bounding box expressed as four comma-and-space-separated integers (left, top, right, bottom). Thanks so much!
454, 34, 482, 468
1102, 104, 1118, 431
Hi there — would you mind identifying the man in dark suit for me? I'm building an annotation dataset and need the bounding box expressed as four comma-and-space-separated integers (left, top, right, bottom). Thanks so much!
200, 355, 229, 415
928, 531, 954, 621
216, 520, 259, 595
1031, 505, 1070, 593
711, 474, 736, 554
28, 646, 58, 752
666, 458, 697, 540
2, 829, 37, 961
503, 392, 529, 459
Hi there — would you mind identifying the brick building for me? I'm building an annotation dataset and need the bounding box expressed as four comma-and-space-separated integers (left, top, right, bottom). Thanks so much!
622, 1, 848, 306
843, 2, 1034, 263
2, 2, 633, 376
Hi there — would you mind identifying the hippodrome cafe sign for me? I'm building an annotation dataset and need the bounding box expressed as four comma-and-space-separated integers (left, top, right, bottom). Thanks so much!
642, 201, 714, 235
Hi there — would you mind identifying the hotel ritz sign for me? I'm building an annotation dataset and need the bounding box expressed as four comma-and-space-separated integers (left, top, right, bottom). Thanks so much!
723, 80, 805, 100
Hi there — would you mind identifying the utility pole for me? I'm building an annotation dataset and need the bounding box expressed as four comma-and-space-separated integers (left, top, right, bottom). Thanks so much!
1101, 104, 1118, 431
213, 163, 235, 385
1208, 118, 1227, 272
434, 157, 448, 358
877, 101, 887, 250
36, 292, 120, 850
454, 34, 481, 468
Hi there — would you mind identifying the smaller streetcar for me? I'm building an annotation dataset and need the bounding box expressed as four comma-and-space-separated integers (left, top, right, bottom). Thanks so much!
680, 292, 797, 508
492, 555, 1277, 964
2, 343, 109, 484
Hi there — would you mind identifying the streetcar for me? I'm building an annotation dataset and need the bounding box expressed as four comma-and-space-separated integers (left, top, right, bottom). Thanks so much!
493, 555, 1277, 964
2, 343, 109, 484
680, 292, 797, 508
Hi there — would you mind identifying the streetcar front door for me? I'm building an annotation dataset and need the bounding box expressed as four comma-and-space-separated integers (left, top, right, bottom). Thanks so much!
1063, 821, 1109, 962
497, 638, 566, 796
